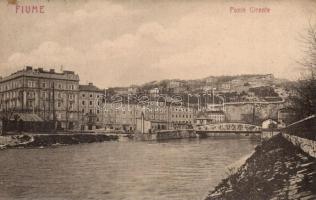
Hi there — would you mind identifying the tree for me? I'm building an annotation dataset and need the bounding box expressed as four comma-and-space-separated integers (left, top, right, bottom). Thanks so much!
290, 22, 316, 119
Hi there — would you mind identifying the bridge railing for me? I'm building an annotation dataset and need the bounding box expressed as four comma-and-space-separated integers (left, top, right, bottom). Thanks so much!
281, 115, 316, 140
195, 123, 261, 132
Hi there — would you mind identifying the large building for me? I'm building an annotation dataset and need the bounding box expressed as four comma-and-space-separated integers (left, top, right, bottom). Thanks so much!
0, 66, 198, 132
79, 83, 105, 130
195, 110, 225, 125
102, 100, 196, 132
0, 66, 80, 130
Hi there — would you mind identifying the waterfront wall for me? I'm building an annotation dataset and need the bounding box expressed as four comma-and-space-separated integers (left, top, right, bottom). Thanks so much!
133, 133, 157, 141
0, 133, 118, 149
261, 131, 279, 140
203, 132, 260, 139
206, 134, 316, 200
133, 129, 197, 141
279, 115, 316, 158
156, 129, 196, 140
282, 133, 316, 158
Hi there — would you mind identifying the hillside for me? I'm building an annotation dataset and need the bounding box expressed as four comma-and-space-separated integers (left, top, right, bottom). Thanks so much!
109, 74, 291, 96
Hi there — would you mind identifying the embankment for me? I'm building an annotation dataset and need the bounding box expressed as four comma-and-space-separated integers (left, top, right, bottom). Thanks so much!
0, 133, 118, 149
198, 132, 261, 139
133, 129, 197, 141
206, 134, 316, 200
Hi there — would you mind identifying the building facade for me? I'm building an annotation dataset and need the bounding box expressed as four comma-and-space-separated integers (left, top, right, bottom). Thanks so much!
79, 83, 105, 130
102, 100, 196, 131
195, 110, 225, 125
0, 66, 80, 130
0, 66, 197, 132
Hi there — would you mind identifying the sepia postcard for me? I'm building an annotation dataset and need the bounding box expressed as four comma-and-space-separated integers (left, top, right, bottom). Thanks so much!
0, 0, 316, 199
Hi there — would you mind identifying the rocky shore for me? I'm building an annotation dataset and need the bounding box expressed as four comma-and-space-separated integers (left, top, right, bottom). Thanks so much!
206, 134, 316, 200
0, 133, 118, 149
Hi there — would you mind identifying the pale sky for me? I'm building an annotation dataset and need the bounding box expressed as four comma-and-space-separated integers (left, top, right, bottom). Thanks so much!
0, 0, 316, 87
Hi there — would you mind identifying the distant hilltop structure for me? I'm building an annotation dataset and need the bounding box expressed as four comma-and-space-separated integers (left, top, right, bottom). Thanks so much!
107, 73, 288, 96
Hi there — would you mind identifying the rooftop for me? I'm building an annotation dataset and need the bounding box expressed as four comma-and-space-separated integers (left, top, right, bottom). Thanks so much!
196, 110, 225, 119
79, 83, 104, 92
0, 66, 79, 83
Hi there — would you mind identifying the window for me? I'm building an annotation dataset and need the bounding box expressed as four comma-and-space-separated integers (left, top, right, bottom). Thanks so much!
89, 101, 93, 106
27, 92, 35, 98
82, 101, 85, 105
58, 102, 62, 108
42, 92, 46, 98
28, 81, 35, 88
42, 82, 46, 88
58, 84, 62, 89
69, 102, 74, 110
69, 94, 74, 99
90, 94, 93, 98
82, 94, 85, 98
27, 100, 33, 108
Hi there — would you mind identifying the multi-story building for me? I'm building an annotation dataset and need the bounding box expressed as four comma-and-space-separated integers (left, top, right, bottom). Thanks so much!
195, 110, 225, 125
0, 66, 198, 132
220, 82, 231, 91
149, 88, 159, 95
101, 100, 196, 132
169, 106, 195, 124
79, 83, 105, 130
168, 80, 184, 89
0, 66, 80, 130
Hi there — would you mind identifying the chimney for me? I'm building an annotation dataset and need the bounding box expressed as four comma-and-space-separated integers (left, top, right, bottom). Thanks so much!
50, 69, 55, 73
88, 82, 93, 86
26, 66, 32, 70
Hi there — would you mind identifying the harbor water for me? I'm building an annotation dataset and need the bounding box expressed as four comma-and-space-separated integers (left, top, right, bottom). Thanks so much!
0, 138, 257, 200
